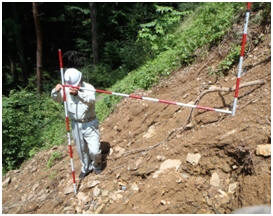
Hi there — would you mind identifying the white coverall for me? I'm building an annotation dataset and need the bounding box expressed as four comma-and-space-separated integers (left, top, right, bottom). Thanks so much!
51, 82, 102, 174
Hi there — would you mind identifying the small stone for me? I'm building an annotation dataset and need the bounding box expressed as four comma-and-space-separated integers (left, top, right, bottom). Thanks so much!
3, 177, 11, 187
102, 190, 109, 197
181, 172, 189, 179
64, 206, 75, 213
153, 159, 181, 178
228, 182, 238, 194
160, 200, 167, 205
93, 187, 101, 197
210, 172, 220, 187
143, 125, 156, 139
77, 192, 89, 204
87, 180, 100, 189
121, 186, 127, 191
111, 193, 123, 201
131, 183, 140, 192
128, 158, 143, 171
183, 93, 189, 99
64, 186, 74, 195
186, 153, 201, 166
32, 183, 39, 191
113, 146, 126, 157
31, 167, 37, 173
217, 189, 230, 204
232, 165, 238, 170
156, 155, 166, 162
256, 144, 271, 157
222, 163, 231, 173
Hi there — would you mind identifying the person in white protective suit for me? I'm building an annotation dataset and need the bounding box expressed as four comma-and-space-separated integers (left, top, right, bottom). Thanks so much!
51, 68, 102, 179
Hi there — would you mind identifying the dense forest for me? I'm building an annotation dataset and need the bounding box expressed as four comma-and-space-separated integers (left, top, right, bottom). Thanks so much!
2, 2, 270, 174
3, 2, 196, 94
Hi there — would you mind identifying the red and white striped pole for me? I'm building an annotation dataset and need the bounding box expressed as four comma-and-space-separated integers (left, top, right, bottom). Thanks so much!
63, 84, 232, 114
58, 49, 77, 195
232, 2, 251, 116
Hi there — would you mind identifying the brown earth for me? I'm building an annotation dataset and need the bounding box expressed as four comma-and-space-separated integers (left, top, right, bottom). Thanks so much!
2, 24, 271, 214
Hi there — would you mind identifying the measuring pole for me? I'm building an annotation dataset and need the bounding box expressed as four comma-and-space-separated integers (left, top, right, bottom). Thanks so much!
63, 84, 232, 114
232, 2, 251, 116
58, 49, 77, 195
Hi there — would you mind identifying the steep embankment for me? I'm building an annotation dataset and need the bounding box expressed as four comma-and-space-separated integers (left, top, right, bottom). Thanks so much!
2, 25, 271, 214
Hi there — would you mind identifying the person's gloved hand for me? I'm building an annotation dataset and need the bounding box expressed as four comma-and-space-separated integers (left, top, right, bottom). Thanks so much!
55, 84, 63, 92
69, 87, 79, 96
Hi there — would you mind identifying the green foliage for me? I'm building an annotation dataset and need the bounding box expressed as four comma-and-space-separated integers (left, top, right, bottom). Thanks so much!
2, 90, 65, 173
96, 3, 242, 122
138, 5, 190, 55
47, 151, 63, 168
209, 45, 241, 76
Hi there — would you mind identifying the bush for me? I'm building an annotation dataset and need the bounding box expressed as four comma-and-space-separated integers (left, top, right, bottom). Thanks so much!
2, 90, 65, 174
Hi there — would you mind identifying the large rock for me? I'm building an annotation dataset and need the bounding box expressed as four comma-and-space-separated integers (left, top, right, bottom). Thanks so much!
153, 159, 181, 178
186, 153, 201, 166
256, 144, 271, 157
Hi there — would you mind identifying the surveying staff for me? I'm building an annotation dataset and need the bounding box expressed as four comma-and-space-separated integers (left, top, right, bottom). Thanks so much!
51, 68, 102, 179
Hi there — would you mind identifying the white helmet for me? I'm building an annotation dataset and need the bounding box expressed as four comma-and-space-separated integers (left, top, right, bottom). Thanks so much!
64, 68, 82, 85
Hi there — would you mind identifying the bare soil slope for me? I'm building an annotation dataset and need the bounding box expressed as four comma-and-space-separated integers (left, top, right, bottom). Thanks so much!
2, 30, 271, 214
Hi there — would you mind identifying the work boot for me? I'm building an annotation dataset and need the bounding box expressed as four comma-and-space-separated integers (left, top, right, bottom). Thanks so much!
79, 171, 91, 179
94, 168, 102, 175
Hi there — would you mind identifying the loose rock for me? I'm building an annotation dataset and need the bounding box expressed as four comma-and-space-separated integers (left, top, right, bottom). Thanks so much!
143, 125, 156, 139
228, 182, 238, 194
93, 187, 101, 197
114, 146, 126, 157
87, 180, 100, 189
210, 172, 220, 187
131, 183, 140, 192
186, 153, 201, 166
256, 144, 271, 157
77, 192, 89, 204
153, 159, 181, 178
3, 177, 11, 187
64, 185, 74, 195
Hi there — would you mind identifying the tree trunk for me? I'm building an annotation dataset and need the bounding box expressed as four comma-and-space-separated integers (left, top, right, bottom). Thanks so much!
89, 2, 99, 65
32, 2, 43, 94
11, 3, 28, 84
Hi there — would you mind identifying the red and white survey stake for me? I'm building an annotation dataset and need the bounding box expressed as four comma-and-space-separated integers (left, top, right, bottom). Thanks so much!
64, 84, 232, 114
58, 49, 77, 195
232, 2, 251, 116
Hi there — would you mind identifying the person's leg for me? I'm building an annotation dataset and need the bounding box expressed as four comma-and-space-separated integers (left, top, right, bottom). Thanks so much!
72, 122, 93, 175
83, 119, 102, 173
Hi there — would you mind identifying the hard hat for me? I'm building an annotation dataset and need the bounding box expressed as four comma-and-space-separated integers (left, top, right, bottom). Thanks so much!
64, 68, 82, 85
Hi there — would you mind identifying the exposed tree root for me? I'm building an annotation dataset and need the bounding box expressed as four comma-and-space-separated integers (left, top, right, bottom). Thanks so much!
185, 79, 265, 125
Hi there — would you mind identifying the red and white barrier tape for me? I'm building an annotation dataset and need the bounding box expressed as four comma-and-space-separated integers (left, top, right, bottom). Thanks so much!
232, 2, 251, 116
58, 49, 77, 195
